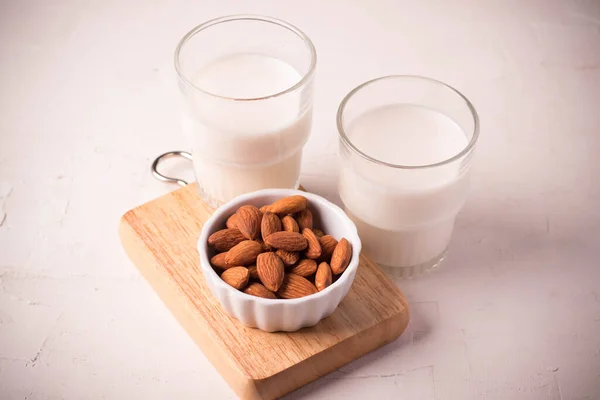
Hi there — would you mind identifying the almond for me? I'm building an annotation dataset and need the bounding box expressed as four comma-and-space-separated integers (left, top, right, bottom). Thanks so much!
276, 249, 299, 267
296, 209, 313, 231
259, 204, 271, 214
330, 238, 352, 275
221, 267, 249, 290
313, 228, 324, 238
266, 195, 308, 215
210, 252, 230, 270
236, 205, 262, 240
264, 231, 308, 252
281, 215, 299, 233
254, 238, 269, 252
247, 264, 259, 280
243, 282, 277, 299
318, 235, 338, 262
315, 262, 333, 291
225, 213, 238, 229
261, 212, 282, 244
277, 273, 318, 299
289, 259, 317, 277
256, 252, 285, 292
225, 240, 263, 266
208, 229, 246, 252
302, 228, 322, 259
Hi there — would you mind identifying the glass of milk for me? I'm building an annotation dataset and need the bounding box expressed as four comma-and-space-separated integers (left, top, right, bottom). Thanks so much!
337, 76, 480, 278
175, 15, 316, 207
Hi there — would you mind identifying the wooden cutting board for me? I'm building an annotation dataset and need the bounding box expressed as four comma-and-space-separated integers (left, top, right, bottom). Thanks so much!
119, 183, 409, 400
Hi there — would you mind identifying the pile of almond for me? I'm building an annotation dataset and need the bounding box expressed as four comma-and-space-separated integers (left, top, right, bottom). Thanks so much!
207, 195, 352, 299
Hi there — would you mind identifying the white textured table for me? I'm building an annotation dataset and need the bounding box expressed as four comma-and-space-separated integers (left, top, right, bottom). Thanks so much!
1, 1, 599, 399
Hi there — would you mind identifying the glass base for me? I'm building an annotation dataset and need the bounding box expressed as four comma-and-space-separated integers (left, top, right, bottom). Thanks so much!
196, 179, 302, 209
196, 185, 223, 209
377, 248, 448, 279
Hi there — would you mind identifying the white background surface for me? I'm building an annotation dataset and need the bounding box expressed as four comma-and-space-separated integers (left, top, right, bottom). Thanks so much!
1, 0, 600, 399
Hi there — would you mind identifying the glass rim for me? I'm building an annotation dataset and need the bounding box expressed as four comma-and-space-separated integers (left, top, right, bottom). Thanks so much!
336, 75, 480, 170
174, 14, 317, 102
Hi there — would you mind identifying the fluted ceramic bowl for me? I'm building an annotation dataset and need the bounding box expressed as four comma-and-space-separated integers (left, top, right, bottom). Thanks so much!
198, 189, 361, 332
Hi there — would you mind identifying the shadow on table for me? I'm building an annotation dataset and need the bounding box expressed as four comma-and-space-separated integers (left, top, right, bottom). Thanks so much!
283, 305, 432, 399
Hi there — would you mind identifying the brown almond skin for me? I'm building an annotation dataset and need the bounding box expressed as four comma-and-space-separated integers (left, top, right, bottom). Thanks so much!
318, 235, 338, 262
221, 267, 249, 290
244, 282, 277, 299
254, 238, 269, 252
277, 273, 318, 299
281, 215, 299, 233
276, 249, 299, 267
302, 228, 322, 259
225, 213, 238, 229
315, 262, 333, 291
247, 265, 259, 280
330, 238, 352, 275
289, 259, 317, 277
225, 240, 263, 266
261, 212, 282, 244
208, 228, 246, 252
312, 228, 324, 238
210, 252, 230, 270
256, 252, 285, 292
296, 209, 313, 231
264, 231, 308, 252
259, 205, 271, 214
268, 195, 308, 215
236, 205, 262, 240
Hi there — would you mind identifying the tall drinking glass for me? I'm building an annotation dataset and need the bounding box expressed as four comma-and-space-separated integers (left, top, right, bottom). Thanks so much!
337, 76, 480, 278
175, 15, 316, 207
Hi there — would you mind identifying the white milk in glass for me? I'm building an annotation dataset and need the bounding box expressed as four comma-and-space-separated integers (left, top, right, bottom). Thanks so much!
339, 104, 469, 269
183, 54, 312, 205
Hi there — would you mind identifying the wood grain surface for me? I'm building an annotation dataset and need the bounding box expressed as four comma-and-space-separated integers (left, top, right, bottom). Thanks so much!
119, 183, 409, 400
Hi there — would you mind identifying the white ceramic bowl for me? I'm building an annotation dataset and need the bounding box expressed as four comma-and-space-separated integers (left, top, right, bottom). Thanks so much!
198, 189, 362, 332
